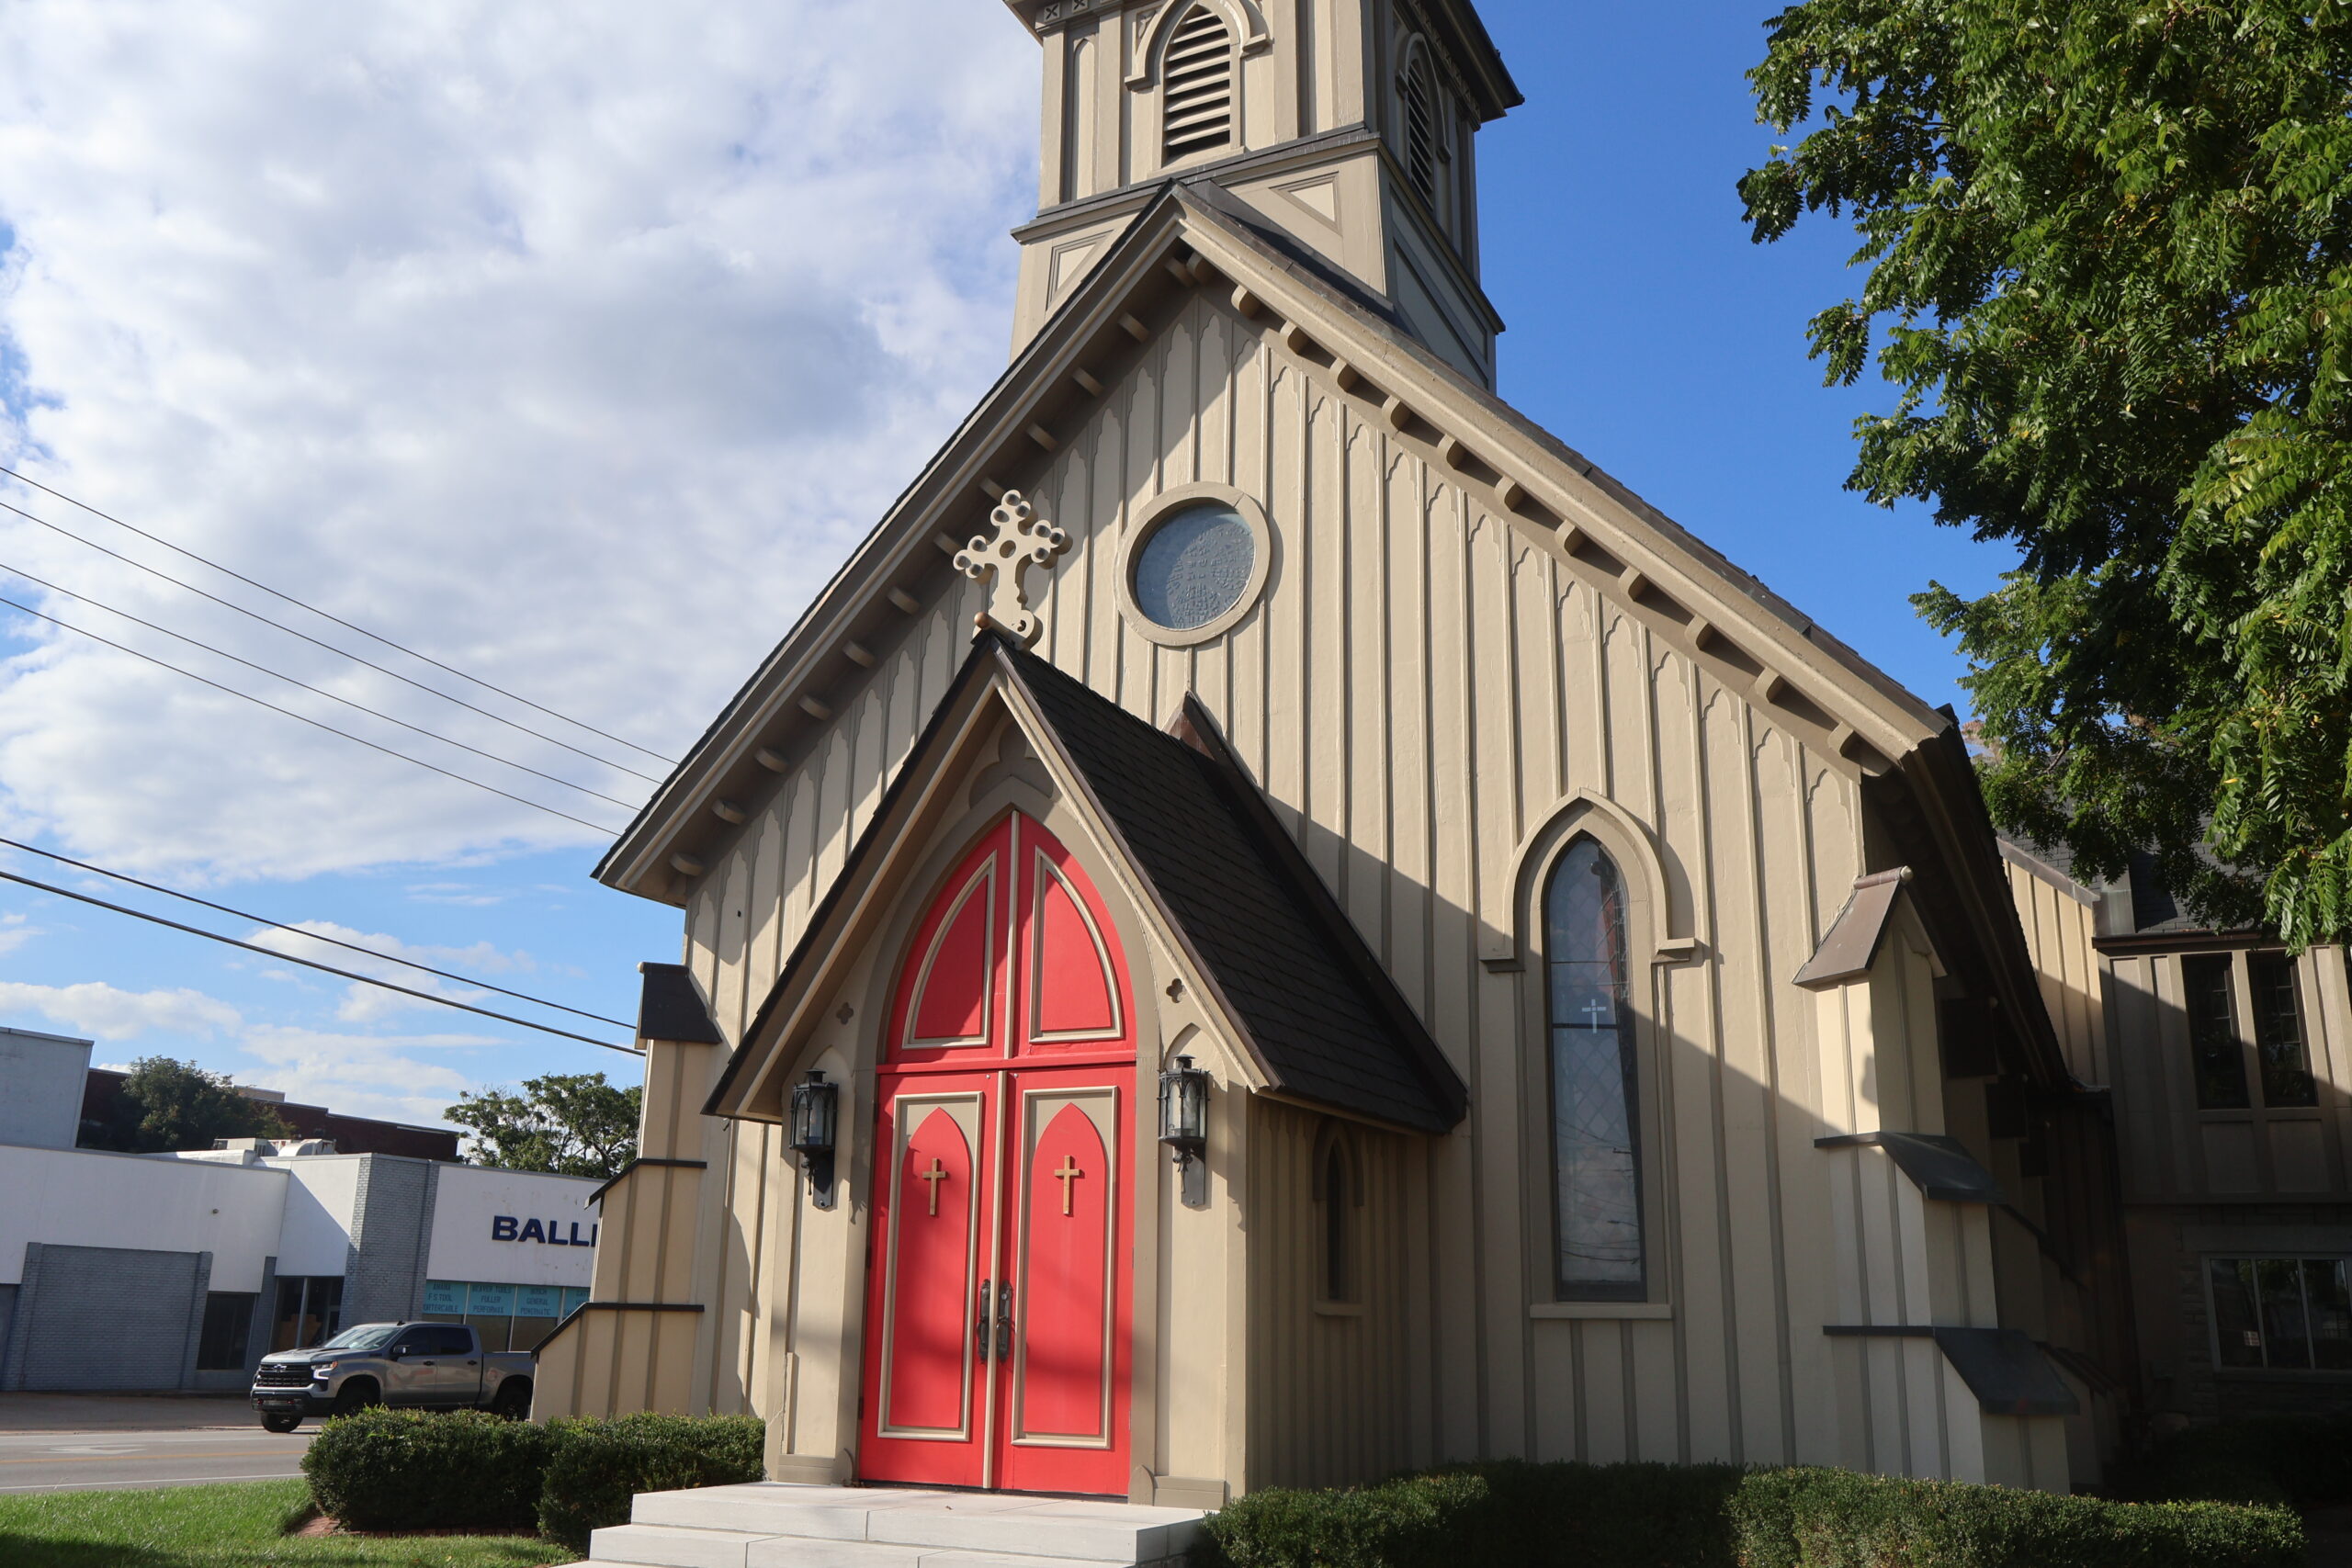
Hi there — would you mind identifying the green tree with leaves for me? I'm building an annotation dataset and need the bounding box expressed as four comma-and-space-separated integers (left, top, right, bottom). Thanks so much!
1741, 0, 2352, 941
79, 1055, 291, 1153
447, 1072, 639, 1179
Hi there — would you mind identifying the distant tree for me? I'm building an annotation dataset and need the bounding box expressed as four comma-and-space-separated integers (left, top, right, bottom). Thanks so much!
446, 1073, 639, 1180
79, 1055, 291, 1153
1740, 0, 2352, 942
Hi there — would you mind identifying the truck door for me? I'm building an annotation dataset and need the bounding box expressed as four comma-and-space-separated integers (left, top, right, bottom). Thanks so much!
421, 1325, 481, 1404
381, 1330, 437, 1404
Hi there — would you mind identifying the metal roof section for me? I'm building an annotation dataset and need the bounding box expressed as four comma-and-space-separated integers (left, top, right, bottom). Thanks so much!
636, 962, 726, 1046
1792, 869, 1914, 991
1814, 1131, 2008, 1207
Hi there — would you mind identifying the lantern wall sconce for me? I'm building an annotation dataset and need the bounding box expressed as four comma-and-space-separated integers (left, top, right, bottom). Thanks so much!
1159, 1055, 1211, 1208
790, 1070, 841, 1210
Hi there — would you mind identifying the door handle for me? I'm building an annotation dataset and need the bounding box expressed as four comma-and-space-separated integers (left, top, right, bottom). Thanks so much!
994, 1284, 1013, 1361
975, 1281, 993, 1361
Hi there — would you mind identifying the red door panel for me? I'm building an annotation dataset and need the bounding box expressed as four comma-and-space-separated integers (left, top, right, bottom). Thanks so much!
1028, 861, 1120, 1042
1012, 1100, 1114, 1443
862, 812, 1133, 1496
893, 822, 1010, 1063
882, 1108, 979, 1435
859, 1082, 995, 1488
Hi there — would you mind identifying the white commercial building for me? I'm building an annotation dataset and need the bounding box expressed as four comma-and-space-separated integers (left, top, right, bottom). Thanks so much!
0, 1027, 602, 1393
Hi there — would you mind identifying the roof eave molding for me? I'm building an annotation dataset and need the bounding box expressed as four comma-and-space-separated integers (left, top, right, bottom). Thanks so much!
602, 183, 1949, 903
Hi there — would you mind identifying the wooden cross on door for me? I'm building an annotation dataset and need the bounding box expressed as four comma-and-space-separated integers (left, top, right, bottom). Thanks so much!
917, 1157, 948, 1217
1053, 1155, 1085, 1217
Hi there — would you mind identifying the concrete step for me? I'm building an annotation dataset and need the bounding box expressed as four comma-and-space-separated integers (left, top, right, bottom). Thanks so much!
589, 1525, 1138, 1568
596, 1483, 1205, 1568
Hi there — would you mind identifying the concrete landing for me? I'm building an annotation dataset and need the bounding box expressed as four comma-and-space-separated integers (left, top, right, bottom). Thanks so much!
570, 1481, 1207, 1568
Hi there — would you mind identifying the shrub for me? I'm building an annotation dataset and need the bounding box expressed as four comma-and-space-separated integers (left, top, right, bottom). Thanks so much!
536, 1413, 767, 1553
1732, 1468, 2302, 1568
2110, 1416, 2352, 1506
1438, 1459, 1745, 1567
1199, 1472, 1491, 1568
1200, 1460, 2302, 1568
300, 1407, 553, 1533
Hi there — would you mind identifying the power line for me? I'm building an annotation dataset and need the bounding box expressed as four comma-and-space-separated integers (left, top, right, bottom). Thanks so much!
0, 558, 647, 811
0, 494, 670, 784
0, 865, 637, 1053
0, 592, 627, 834
0, 464, 679, 766
0, 833, 633, 1030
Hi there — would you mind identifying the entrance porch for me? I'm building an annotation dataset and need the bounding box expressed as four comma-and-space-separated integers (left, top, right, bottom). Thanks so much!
569, 1482, 1206, 1568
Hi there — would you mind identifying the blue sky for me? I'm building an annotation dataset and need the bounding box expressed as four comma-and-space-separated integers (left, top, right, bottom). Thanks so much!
0, 0, 2018, 1134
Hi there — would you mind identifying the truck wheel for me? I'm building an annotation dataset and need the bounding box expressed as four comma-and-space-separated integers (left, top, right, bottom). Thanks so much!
259, 1412, 302, 1434
490, 1380, 532, 1420
331, 1381, 379, 1418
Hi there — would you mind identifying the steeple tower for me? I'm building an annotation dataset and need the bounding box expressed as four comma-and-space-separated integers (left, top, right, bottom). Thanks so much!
1001, 0, 1520, 387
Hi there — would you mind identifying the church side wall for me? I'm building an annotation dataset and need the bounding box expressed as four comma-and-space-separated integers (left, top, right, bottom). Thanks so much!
674, 290, 1931, 1480
1244, 1097, 1424, 1490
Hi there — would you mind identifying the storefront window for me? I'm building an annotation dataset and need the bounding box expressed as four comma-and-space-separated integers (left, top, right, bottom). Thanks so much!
196, 1293, 254, 1371
422, 1280, 590, 1353
270, 1277, 344, 1352
2210, 1257, 2352, 1371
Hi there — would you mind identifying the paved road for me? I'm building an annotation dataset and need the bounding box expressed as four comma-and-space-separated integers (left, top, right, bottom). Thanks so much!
0, 1423, 314, 1494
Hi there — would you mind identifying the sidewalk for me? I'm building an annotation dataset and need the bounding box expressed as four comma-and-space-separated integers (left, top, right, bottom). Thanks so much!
0, 1392, 251, 1433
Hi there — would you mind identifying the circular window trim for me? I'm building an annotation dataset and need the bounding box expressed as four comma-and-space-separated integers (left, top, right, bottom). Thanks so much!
1114, 482, 1276, 649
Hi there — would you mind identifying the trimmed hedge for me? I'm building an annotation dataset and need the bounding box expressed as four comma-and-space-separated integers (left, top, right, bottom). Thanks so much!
1735, 1468, 2302, 1568
1197, 1461, 2303, 1568
301, 1407, 552, 1533
2108, 1416, 2352, 1506
300, 1406, 765, 1550
537, 1413, 767, 1554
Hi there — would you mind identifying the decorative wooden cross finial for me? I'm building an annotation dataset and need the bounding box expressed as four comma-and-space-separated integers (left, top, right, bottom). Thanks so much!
1053, 1155, 1085, 1217
918, 1157, 949, 1217
956, 491, 1069, 646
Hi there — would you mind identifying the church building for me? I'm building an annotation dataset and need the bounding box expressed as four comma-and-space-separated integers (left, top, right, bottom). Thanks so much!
533, 0, 2138, 1506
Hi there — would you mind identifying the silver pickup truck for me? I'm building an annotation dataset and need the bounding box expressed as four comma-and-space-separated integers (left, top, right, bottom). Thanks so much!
249, 1322, 534, 1431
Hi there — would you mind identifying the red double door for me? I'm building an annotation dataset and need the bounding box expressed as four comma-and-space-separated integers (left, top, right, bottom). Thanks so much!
859, 812, 1136, 1496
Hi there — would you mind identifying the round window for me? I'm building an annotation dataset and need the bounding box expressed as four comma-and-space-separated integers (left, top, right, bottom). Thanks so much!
1132, 503, 1257, 632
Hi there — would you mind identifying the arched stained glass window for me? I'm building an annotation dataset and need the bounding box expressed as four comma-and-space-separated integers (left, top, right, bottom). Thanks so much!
1545, 839, 1645, 1300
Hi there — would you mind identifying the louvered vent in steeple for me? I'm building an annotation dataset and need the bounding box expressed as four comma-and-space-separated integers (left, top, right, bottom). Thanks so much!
1400, 54, 1439, 206
1161, 6, 1235, 163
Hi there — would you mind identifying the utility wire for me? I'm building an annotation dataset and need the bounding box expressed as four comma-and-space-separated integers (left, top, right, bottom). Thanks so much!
0, 494, 669, 784
0, 464, 678, 766
0, 559, 646, 811
0, 833, 633, 1030
0, 865, 636, 1053
0, 592, 626, 834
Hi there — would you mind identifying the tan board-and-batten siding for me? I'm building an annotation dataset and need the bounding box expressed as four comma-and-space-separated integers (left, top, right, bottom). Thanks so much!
667, 288, 1884, 1473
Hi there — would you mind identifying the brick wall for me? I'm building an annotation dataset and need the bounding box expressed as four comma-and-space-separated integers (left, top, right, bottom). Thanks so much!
2142, 1201, 2352, 1422
342, 1156, 439, 1325
1, 1243, 209, 1392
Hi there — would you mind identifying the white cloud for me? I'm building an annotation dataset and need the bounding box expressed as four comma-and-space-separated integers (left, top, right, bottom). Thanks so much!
0, 0, 1035, 881
0, 978, 243, 1040
243, 918, 541, 1022
238, 1022, 491, 1125
0, 910, 38, 955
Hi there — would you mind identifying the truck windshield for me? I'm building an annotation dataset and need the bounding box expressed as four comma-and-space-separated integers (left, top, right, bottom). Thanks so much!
315, 1325, 401, 1351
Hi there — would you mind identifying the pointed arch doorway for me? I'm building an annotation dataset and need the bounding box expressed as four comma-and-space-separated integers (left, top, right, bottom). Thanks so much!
859, 810, 1137, 1496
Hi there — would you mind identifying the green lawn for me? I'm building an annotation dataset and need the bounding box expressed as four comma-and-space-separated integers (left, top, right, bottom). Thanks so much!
0, 1480, 571, 1568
